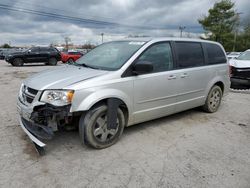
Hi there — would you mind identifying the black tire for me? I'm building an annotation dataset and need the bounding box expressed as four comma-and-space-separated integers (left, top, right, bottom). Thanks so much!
12, 58, 24, 66
67, 58, 74, 64
79, 105, 125, 149
203, 85, 222, 113
48, 57, 57, 66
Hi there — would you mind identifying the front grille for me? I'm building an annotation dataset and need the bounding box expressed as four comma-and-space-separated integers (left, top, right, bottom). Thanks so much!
21, 85, 38, 104
232, 67, 250, 79
27, 87, 38, 95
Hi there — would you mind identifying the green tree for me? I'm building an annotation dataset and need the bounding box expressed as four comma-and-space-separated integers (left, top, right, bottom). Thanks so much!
198, 0, 237, 50
1, 43, 11, 48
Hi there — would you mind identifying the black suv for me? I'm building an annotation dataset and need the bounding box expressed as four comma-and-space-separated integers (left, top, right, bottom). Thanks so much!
5, 47, 61, 66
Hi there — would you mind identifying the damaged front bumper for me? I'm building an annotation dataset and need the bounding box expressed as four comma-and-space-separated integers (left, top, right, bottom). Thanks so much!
19, 117, 46, 147
17, 96, 72, 148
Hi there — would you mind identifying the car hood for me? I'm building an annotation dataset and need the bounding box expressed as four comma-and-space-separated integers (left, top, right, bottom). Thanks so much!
229, 59, 250, 68
24, 65, 108, 90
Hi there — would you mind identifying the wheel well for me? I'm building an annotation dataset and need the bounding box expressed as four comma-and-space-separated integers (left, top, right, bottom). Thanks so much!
12, 57, 24, 64
214, 81, 224, 94
90, 98, 129, 125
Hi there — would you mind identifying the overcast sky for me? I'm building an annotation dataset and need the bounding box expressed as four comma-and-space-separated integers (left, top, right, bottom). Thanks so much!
0, 0, 249, 46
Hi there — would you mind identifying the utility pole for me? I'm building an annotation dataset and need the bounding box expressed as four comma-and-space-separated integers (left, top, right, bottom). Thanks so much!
64, 36, 71, 51
179, 26, 186, 38
101, 33, 104, 43
233, 12, 243, 52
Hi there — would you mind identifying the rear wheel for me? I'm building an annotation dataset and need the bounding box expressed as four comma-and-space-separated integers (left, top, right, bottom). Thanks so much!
48, 57, 57, 66
79, 105, 125, 149
203, 85, 222, 113
67, 58, 74, 64
12, 58, 24, 66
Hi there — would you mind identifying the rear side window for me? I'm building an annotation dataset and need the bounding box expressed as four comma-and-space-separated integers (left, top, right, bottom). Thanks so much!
40, 47, 49, 52
49, 48, 57, 52
175, 42, 204, 68
204, 43, 226, 64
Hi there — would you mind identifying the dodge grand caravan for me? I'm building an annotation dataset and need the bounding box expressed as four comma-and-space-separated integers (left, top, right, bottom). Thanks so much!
17, 38, 229, 150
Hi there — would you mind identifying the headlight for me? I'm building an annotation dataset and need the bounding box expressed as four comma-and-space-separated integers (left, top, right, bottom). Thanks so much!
40, 90, 74, 106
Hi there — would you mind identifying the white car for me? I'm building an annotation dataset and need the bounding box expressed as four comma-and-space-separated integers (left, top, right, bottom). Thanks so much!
229, 49, 250, 88
227, 52, 241, 59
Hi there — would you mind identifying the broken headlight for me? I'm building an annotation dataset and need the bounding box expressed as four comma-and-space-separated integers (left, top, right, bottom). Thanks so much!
40, 90, 74, 106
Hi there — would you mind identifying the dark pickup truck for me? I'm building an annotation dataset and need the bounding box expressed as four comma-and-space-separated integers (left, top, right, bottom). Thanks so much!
5, 47, 61, 66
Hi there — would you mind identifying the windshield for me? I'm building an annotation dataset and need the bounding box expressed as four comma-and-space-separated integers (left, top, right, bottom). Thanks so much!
237, 51, 250, 60
75, 41, 145, 70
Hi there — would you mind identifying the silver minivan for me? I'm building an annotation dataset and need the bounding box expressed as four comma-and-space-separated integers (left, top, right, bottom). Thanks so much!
17, 38, 230, 150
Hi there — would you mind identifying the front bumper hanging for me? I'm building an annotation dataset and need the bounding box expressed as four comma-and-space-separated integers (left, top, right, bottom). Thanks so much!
19, 116, 46, 147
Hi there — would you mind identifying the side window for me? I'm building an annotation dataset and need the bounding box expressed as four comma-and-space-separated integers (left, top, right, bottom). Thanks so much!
30, 47, 39, 52
40, 47, 49, 52
204, 43, 226, 64
137, 42, 173, 73
175, 42, 204, 68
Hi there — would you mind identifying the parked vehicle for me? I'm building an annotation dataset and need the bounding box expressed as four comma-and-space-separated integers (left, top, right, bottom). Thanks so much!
229, 49, 250, 89
61, 51, 83, 63
227, 52, 241, 59
17, 38, 229, 151
0, 48, 26, 60
5, 47, 61, 66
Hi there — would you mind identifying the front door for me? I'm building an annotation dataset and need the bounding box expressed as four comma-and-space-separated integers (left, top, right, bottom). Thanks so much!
25, 47, 41, 62
132, 42, 179, 124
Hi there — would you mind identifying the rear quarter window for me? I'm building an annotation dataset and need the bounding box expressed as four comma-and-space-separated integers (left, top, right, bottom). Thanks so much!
204, 43, 226, 64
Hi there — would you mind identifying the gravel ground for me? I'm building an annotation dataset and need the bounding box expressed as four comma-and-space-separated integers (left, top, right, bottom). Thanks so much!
0, 60, 250, 188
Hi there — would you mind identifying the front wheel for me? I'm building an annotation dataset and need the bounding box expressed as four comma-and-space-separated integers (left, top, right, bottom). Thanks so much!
203, 85, 222, 113
12, 58, 24, 66
79, 105, 125, 149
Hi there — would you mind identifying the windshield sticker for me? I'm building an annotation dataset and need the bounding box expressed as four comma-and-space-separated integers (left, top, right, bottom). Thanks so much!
129, 42, 145, 45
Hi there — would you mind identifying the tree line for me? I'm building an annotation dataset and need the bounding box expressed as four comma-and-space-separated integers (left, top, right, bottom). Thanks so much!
199, 0, 250, 52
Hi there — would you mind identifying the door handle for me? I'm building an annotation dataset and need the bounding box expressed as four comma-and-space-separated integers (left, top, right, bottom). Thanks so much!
167, 75, 177, 80
180, 73, 188, 78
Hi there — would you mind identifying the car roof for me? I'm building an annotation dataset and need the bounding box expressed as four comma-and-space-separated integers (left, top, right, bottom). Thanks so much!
115, 37, 221, 45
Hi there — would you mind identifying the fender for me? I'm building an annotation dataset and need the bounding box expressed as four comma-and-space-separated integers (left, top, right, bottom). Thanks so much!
71, 88, 133, 121
204, 75, 229, 100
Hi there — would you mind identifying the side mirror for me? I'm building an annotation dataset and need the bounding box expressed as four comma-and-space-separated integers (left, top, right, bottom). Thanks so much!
133, 61, 153, 75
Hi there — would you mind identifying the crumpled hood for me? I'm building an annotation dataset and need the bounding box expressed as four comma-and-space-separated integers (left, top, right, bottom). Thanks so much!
229, 59, 250, 68
24, 65, 108, 90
